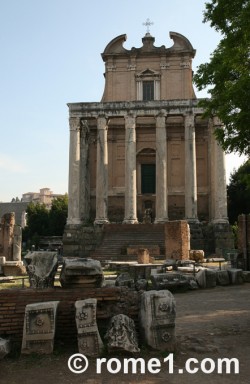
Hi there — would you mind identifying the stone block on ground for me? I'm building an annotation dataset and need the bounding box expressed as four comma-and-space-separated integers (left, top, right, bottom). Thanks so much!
137, 248, 150, 264
0, 338, 11, 359
115, 272, 134, 288
105, 314, 140, 353
227, 268, 244, 284
24, 251, 58, 288
139, 290, 176, 352
2, 261, 26, 276
216, 270, 230, 285
150, 272, 189, 292
205, 269, 217, 288
75, 298, 103, 357
60, 258, 104, 288
195, 268, 217, 288
21, 301, 59, 354
243, 271, 250, 282
189, 249, 205, 262
182, 274, 199, 289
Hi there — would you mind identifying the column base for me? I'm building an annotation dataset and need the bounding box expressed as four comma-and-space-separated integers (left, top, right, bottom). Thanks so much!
122, 218, 138, 224
186, 217, 199, 224
94, 219, 110, 225
212, 218, 229, 224
154, 218, 168, 224
66, 218, 82, 225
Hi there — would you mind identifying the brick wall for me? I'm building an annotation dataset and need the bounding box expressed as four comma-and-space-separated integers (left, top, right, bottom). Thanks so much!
0, 287, 139, 347
165, 220, 190, 260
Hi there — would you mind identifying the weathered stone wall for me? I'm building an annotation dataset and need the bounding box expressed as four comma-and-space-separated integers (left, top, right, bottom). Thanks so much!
63, 225, 103, 258
165, 220, 190, 260
0, 287, 139, 346
238, 214, 250, 269
0, 202, 28, 227
0, 213, 15, 260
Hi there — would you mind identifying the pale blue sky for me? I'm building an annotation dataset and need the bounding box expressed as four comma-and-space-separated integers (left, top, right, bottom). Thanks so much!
0, 0, 246, 202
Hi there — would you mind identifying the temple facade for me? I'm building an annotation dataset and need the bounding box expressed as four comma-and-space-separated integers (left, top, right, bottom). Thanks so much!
63, 32, 234, 257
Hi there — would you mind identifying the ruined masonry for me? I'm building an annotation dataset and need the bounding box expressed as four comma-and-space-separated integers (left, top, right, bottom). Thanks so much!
140, 290, 176, 352
75, 298, 104, 357
21, 301, 59, 354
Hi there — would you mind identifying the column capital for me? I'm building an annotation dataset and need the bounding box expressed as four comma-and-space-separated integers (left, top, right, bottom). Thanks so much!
155, 109, 167, 118
69, 117, 81, 131
124, 112, 136, 128
184, 112, 195, 127
97, 115, 108, 130
212, 116, 223, 127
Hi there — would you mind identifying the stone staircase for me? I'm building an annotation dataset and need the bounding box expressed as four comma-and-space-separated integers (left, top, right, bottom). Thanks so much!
89, 224, 165, 262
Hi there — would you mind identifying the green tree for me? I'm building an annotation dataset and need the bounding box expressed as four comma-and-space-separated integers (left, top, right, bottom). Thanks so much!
25, 202, 50, 237
49, 195, 68, 236
194, 0, 250, 155
227, 159, 250, 223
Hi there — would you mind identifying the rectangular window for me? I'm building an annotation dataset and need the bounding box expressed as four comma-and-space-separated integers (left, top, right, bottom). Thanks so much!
143, 81, 154, 101
141, 164, 156, 194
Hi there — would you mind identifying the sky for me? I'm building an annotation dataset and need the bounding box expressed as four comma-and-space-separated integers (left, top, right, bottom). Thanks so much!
0, 0, 247, 202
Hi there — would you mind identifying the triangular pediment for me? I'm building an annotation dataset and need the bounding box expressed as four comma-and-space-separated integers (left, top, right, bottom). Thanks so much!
136, 68, 160, 79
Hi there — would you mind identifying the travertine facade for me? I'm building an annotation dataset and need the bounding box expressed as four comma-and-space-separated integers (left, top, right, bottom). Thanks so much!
64, 31, 233, 256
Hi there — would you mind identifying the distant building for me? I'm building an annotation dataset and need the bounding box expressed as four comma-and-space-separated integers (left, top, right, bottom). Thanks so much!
0, 188, 64, 227
22, 188, 63, 209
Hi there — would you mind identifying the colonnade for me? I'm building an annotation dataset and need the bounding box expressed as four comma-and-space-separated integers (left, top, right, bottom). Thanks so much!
67, 112, 228, 226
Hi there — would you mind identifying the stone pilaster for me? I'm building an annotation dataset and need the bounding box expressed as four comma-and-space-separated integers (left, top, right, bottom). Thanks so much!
67, 117, 81, 225
155, 112, 168, 223
80, 120, 90, 224
94, 116, 109, 225
210, 117, 228, 223
184, 113, 198, 222
123, 113, 138, 224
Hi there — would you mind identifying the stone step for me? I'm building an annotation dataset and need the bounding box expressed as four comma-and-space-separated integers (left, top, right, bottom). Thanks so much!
90, 223, 165, 262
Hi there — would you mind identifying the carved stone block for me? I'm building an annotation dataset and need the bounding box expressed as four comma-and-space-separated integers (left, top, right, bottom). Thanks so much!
0, 337, 11, 359
60, 258, 104, 288
150, 272, 189, 292
227, 268, 244, 284
115, 272, 134, 288
216, 270, 230, 285
75, 299, 103, 357
105, 314, 140, 353
21, 301, 59, 354
195, 268, 217, 288
24, 251, 58, 288
243, 271, 250, 282
139, 290, 176, 352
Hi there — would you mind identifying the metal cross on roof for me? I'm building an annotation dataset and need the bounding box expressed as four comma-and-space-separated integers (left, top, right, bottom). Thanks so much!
143, 18, 154, 34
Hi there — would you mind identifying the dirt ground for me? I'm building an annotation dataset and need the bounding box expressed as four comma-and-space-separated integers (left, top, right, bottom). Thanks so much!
1, 284, 250, 384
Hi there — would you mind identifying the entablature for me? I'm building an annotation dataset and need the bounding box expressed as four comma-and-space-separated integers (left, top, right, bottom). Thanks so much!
68, 99, 207, 118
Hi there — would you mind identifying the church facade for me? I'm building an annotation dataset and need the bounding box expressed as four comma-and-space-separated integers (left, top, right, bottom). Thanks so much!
63, 31, 233, 256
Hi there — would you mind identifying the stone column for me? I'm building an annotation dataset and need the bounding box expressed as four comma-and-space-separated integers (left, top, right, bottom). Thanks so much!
94, 116, 109, 225
184, 113, 198, 221
210, 117, 228, 223
123, 113, 138, 224
155, 112, 168, 223
80, 120, 90, 224
67, 117, 81, 225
